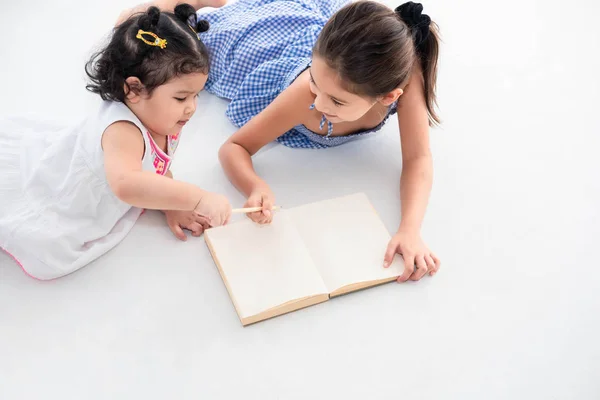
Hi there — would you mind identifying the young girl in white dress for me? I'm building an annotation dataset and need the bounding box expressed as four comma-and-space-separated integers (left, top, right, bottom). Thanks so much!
0, 4, 231, 280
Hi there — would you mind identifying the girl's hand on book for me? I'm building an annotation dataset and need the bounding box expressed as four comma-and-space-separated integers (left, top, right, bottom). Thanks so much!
194, 192, 232, 227
246, 186, 275, 224
164, 210, 211, 241
384, 229, 440, 282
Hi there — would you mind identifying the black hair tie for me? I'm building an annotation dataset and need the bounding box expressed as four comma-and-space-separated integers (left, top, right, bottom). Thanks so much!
395, 2, 431, 48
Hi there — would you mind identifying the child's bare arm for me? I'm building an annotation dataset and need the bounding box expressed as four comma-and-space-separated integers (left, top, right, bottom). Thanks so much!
102, 121, 230, 225
218, 76, 312, 223
384, 67, 440, 281
397, 68, 434, 234
219, 76, 312, 197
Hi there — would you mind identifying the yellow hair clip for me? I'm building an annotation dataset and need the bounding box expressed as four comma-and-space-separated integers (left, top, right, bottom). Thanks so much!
136, 29, 167, 49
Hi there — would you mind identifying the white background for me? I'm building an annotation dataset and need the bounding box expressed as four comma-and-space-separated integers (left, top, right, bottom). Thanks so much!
1, 0, 599, 398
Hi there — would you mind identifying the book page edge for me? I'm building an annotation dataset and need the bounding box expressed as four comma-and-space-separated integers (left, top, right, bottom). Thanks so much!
329, 276, 399, 298
204, 232, 246, 326
241, 293, 330, 326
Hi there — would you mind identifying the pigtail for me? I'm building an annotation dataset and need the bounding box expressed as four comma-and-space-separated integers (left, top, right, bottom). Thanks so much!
196, 20, 210, 33
138, 6, 162, 30
174, 3, 210, 34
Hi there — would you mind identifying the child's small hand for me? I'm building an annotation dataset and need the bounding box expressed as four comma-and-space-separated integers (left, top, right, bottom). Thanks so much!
164, 210, 210, 241
246, 186, 275, 224
384, 228, 441, 282
193, 192, 232, 227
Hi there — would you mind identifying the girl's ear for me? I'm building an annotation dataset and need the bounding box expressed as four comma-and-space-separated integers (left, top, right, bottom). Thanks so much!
124, 77, 144, 103
379, 88, 404, 106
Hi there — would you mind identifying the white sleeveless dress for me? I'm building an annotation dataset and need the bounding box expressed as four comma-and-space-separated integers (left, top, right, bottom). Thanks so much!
0, 101, 181, 280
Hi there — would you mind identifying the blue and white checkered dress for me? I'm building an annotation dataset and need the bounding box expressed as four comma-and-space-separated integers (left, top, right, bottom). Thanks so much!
198, 0, 398, 149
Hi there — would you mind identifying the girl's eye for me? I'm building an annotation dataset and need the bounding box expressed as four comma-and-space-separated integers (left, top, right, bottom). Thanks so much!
332, 99, 343, 107
175, 97, 186, 102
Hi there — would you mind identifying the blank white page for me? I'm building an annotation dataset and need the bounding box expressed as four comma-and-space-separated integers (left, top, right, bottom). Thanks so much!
205, 213, 328, 320
287, 193, 405, 293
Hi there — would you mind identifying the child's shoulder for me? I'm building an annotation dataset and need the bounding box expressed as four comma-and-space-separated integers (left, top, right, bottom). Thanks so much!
96, 101, 142, 125
280, 69, 315, 109
73, 101, 147, 160
92, 101, 146, 139
101, 119, 145, 154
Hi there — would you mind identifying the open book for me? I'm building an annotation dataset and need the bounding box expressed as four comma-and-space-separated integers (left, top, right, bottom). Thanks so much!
204, 193, 405, 326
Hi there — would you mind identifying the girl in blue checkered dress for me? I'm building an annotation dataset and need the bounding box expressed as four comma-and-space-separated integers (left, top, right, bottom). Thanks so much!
119, 0, 442, 280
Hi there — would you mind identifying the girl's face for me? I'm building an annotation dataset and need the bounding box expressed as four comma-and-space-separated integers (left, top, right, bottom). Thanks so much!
308, 56, 380, 124
126, 72, 208, 137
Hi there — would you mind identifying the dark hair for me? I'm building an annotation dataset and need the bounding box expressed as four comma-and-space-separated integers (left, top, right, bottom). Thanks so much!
86, 4, 210, 102
313, 1, 440, 125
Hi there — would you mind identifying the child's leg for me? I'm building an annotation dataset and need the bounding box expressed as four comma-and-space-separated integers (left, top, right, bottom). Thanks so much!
194, 0, 228, 9
115, 0, 227, 26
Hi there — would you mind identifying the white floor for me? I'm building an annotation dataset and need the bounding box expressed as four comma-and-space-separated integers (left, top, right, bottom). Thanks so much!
1, 0, 599, 398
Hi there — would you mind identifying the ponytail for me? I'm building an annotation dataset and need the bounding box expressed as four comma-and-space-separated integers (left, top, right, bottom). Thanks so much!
396, 2, 440, 125
418, 21, 441, 125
